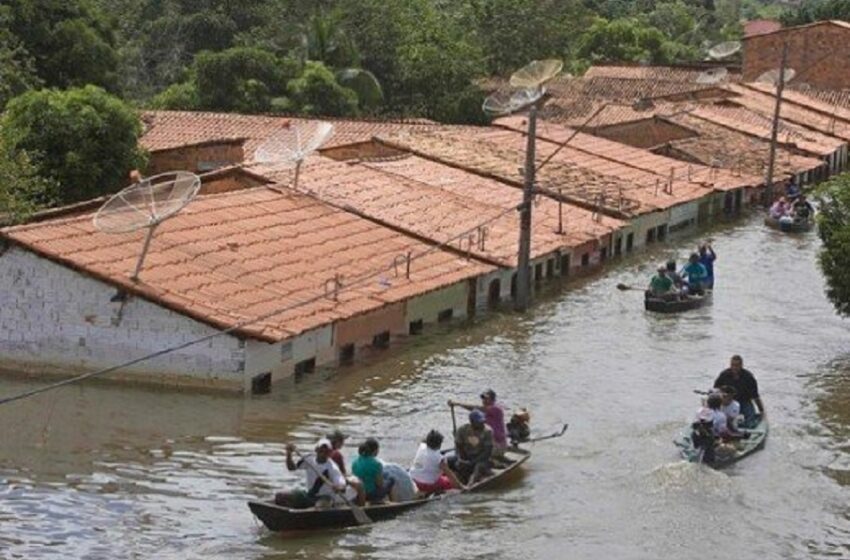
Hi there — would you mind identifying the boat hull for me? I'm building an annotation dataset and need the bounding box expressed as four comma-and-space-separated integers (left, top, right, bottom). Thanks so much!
673, 417, 768, 468
645, 292, 712, 313
249, 449, 530, 532
764, 216, 813, 233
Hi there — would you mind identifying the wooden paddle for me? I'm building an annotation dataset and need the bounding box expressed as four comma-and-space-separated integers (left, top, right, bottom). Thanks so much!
616, 283, 643, 291
292, 448, 372, 525
449, 402, 458, 438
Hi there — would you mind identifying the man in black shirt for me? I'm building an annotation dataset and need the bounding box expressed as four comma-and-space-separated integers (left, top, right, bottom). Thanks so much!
714, 355, 765, 426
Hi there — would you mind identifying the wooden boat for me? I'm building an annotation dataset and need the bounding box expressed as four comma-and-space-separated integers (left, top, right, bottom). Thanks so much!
249, 448, 530, 532
764, 216, 813, 233
645, 291, 712, 313
673, 416, 768, 468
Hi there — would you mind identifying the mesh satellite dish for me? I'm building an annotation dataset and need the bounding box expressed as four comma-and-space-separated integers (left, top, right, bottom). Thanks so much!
483, 87, 544, 116
696, 67, 729, 85
707, 41, 742, 60
757, 68, 797, 85
94, 171, 201, 281
509, 59, 564, 90
254, 121, 334, 189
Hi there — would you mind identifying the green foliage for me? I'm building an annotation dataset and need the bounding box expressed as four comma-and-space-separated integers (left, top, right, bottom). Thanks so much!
149, 81, 200, 110
1, 86, 146, 203
816, 173, 850, 316
336, 68, 383, 111
193, 47, 297, 113
5, 0, 118, 90
0, 137, 56, 223
0, 9, 41, 109
287, 61, 358, 116
578, 17, 687, 64
781, 0, 850, 25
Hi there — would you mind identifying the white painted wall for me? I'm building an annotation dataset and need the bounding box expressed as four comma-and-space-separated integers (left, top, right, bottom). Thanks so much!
245, 325, 335, 386
0, 247, 246, 389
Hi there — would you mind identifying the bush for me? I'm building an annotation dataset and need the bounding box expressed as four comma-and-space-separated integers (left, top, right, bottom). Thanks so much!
287, 61, 359, 117
816, 173, 850, 316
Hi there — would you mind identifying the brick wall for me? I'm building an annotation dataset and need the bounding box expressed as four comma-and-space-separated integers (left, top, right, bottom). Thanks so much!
743, 23, 850, 90
147, 141, 245, 175
0, 247, 247, 389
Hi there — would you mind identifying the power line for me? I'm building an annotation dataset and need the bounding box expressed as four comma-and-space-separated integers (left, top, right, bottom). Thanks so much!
0, 203, 521, 407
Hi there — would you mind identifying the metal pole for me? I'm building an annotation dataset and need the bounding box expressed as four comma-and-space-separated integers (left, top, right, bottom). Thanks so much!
516, 105, 537, 312
764, 43, 789, 203
131, 223, 158, 282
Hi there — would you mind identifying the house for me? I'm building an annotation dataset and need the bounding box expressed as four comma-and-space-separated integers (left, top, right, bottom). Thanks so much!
0, 184, 493, 392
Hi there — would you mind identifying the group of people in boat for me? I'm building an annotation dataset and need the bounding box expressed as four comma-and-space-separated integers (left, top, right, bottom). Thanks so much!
647, 242, 716, 300
689, 355, 766, 463
769, 181, 814, 225
275, 389, 531, 509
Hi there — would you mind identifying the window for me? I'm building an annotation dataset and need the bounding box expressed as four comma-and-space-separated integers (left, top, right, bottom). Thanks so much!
534, 263, 543, 283
614, 237, 623, 256
600, 247, 608, 262
438, 308, 453, 322
510, 274, 518, 298
626, 233, 634, 252
251, 372, 272, 395
294, 358, 316, 381
372, 331, 390, 349
409, 320, 424, 335
657, 225, 667, 242
560, 254, 571, 277
488, 279, 502, 306
546, 259, 555, 278
581, 253, 590, 267
339, 343, 355, 364
646, 228, 656, 244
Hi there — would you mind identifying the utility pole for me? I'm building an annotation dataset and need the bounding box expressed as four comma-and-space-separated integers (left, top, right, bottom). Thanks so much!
764, 42, 789, 203
515, 105, 537, 311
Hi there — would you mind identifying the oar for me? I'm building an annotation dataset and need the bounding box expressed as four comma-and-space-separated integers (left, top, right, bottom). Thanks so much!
449, 402, 458, 439
523, 422, 569, 444
292, 448, 372, 525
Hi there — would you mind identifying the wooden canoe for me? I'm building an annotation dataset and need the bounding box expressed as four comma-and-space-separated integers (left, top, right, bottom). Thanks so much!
764, 216, 813, 233
249, 448, 530, 532
645, 291, 712, 313
673, 416, 768, 468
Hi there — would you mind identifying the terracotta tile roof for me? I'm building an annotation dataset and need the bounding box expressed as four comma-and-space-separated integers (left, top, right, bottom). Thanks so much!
494, 115, 761, 192
2, 186, 492, 342
742, 19, 850, 40
749, 83, 850, 124
744, 19, 782, 37
685, 104, 843, 157
661, 112, 826, 180
725, 84, 850, 141
252, 156, 621, 267
583, 64, 741, 84
377, 126, 713, 217
140, 110, 448, 157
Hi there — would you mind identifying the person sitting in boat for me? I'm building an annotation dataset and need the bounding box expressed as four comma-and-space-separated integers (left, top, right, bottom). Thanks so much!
449, 410, 494, 484
448, 389, 507, 456
718, 386, 742, 432
665, 260, 685, 293
786, 180, 802, 200
352, 438, 395, 504
690, 408, 717, 464
275, 438, 351, 509
380, 461, 418, 502
791, 194, 814, 222
713, 355, 765, 427
507, 408, 531, 446
647, 266, 675, 299
409, 429, 467, 495
327, 430, 349, 475
680, 253, 708, 295
769, 197, 790, 220
704, 393, 729, 437
698, 242, 716, 290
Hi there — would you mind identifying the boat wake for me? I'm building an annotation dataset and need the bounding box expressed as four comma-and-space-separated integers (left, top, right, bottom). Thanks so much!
646, 461, 732, 497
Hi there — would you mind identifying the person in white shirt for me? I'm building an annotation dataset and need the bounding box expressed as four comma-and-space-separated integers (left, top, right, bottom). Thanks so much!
719, 385, 742, 432
705, 393, 729, 437
275, 438, 352, 508
409, 430, 466, 495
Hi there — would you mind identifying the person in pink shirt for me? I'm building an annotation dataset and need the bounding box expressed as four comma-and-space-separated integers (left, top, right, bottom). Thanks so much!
449, 389, 507, 454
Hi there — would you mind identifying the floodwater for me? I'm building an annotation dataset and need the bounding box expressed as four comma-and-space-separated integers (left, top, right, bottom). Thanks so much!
1, 213, 848, 559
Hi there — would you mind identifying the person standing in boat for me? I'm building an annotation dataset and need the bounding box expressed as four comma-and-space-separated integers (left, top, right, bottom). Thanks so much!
680, 253, 708, 295
698, 242, 716, 290
352, 438, 395, 504
448, 389, 507, 455
276, 438, 349, 509
409, 429, 466, 495
713, 355, 765, 427
449, 410, 494, 484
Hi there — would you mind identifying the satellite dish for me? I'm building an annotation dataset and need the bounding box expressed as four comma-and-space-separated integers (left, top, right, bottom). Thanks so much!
757, 68, 797, 85
509, 59, 564, 90
707, 41, 742, 60
696, 67, 729, 85
483, 87, 544, 116
254, 121, 334, 189
94, 171, 201, 281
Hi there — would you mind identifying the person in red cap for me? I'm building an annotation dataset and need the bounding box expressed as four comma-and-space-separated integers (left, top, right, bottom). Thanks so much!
448, 389, 507, 455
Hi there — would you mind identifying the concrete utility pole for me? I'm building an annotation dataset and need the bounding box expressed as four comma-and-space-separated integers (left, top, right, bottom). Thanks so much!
515, 105, 537, 312
764, 42, 789, 203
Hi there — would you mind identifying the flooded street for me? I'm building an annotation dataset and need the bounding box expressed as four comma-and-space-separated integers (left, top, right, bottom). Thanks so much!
1, 213, 848, 559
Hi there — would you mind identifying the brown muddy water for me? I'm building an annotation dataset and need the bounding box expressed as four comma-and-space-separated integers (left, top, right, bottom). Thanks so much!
0, 214, 848, 559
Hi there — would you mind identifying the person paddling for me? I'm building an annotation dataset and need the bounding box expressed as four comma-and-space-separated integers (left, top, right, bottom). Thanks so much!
449, 389, 507, 455
713, 355, 765, 427
449, 410, 494, 484
275, 438, 349, 509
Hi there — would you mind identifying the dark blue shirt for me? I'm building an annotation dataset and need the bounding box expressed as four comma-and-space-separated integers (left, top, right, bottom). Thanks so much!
699, 250, 716, 279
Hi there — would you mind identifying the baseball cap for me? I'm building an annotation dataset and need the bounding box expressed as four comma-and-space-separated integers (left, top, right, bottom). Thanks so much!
469, 410, 486, 423
315, 438, 333, 450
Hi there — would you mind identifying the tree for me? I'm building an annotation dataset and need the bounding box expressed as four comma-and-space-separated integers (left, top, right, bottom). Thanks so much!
815, 173, 850, 316
287, 61, 359, 116
577, 17, 689, 64
5, 0, 119, 90
0, 9, 41, 109
781, 0, 850, 26
193, 47, 297, 113
1, 86, 146, 204
0, 137, 56, 223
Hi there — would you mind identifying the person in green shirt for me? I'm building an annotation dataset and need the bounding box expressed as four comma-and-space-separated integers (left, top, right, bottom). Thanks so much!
351, 438, 394, 503
681, 253, 708, 295
647, 266, 674, 298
